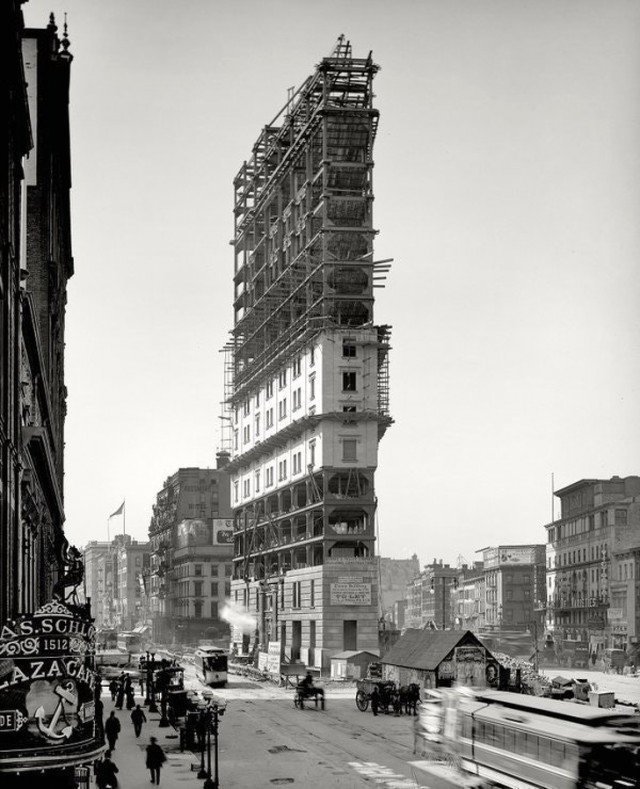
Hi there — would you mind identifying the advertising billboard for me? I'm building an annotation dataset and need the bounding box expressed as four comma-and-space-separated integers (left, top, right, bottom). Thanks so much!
0, 601, 105, 774
176, 519, 234, 548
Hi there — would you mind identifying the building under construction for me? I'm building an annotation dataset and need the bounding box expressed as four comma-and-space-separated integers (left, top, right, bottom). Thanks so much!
227, 38, 392, 669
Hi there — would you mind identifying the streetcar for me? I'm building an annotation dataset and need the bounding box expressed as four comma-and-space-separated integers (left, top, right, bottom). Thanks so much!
194, 646, 228, 687
412, 688, 640, 789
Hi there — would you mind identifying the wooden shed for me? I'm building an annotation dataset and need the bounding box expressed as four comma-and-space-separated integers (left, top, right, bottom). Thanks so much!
330, 650, 379, 680
380, 629, 498, 690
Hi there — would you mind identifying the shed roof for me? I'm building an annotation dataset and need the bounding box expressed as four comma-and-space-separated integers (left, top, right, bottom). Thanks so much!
331, 650, 378, 660
380, 629, 484, 671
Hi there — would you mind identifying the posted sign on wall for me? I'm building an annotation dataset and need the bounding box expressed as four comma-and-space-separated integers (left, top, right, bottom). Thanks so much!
330, 579, 372, 606
0, 601, 104, 773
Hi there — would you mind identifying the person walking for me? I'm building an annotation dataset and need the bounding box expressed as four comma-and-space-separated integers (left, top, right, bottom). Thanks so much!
146, 736, 167, 785
105, 711, 121, 751
370, 684, 380, 717
130, 704, 147, 737
96, 751, 119, 789
108, 678, 118, 702
126, 685, 135, 710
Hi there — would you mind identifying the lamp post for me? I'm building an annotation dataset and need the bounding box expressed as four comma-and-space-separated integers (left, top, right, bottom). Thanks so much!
144, 651, 151, 706
148, 652, 158, 713
203, 699, 225, 789
158, 668, 170, 727
196, 707, 208, 780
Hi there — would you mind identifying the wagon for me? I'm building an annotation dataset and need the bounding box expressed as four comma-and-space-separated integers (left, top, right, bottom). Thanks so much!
355, 679, 396, 712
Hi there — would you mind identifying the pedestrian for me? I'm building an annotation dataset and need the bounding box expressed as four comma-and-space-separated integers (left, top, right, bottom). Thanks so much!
96, 751, 119, 789
95, 697, 104, 740
126, 686, 135, 710
146, 736, 167, 785
104, 710, 121, 751
370, 685, 380, 717
115, 682, 125, 710
109, 678, 118, 702
131, 704, 147, 738
139, 671, 145, 696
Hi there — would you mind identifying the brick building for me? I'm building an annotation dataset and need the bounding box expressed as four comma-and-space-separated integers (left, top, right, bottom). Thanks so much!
379, 554, 420, 626
148, 460, 233, 644
405, 561, 459, 630
543, 475, 640, 655
0, 7, 76, 619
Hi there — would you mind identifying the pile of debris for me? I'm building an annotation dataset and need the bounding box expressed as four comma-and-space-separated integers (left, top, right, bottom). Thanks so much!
493, 652, 551, 695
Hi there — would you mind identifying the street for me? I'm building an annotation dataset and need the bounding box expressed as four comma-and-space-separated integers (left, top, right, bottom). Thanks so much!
102, 667, 424, 789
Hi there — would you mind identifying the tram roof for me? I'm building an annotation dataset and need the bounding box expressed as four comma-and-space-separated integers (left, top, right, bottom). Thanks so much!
475, 690, 638, 725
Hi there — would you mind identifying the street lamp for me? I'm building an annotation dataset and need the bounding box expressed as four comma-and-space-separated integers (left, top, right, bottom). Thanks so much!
202, 698, 226, 789
148, 652, 158, 713
144, 651, 151, 706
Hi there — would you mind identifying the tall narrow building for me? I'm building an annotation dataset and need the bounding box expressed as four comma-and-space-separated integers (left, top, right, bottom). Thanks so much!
227, 39, 392, 669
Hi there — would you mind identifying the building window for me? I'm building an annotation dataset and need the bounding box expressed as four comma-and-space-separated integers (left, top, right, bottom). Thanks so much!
243, 479, 250, 497
310, 579, 315, 608
292, 581, 301, 609
255, 413, 260, 436
243, 399, 250, 416
266, 466, 274, 487
342, 439, 357, 462
342, 372, 356, 391
309, 375, 316, 401
266, 408, 273, 429
309, 346, 315, 367
343, 340, 356, 358
266, 380, 274, 399
210, 582, 218, 597
278, 459, 287, 481
194, 564, 202, 577
234, 408, 238, 425
255, 470, 261, 493
234, 430, 238, 450
243, 425, 250, 444
292, 356, 302, 378
292, 451, 302, 475
255, 391, 260, 407
194, 581, 203, 597
194, 601, 203, 618
343, 405, 356, 413
233, 481, 239, 503
615, 509, 628, 526
278, 370, 287, 390
278, 399, 287, 420
309, 439, 316, 468
292, 388, 301, 411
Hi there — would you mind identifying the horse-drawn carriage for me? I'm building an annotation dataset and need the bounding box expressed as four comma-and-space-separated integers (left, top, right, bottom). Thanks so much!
293, 682, 325, 710
355, 679, 420, 715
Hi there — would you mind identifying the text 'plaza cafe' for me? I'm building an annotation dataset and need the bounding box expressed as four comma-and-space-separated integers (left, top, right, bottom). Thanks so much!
0, 601, 105, 788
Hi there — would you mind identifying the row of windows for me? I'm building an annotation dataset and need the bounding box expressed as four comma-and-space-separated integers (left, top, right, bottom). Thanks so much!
549, 544, 608, 569
549, 508, 627, 543
233, 437, 360, 502
234, 579, 316, 610
466, 717, 574, 768
173, 563, 232, 579
235, 349, 361, 427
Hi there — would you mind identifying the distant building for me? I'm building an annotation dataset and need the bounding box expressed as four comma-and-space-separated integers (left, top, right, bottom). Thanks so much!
83, 540, 111, 628
148, 458, 233, 644
391, 598, 407, 631
543, 475, 640, 655
478, 544, 546, 634
405, 560, 459, 630
379, 554, 420, 624
83, 535, 150, 631
451, 562, 486, 631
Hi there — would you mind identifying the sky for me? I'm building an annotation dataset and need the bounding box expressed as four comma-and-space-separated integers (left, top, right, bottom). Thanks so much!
23, 0, 640, 566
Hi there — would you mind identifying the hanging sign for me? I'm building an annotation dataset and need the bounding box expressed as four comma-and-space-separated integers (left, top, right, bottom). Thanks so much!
0, 600, 105, 774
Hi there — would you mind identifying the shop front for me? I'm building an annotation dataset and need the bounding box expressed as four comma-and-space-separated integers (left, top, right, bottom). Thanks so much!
0, 601, 105, 788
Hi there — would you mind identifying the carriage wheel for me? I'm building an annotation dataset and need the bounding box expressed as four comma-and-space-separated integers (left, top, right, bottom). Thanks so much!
294, 692, 304, 709
355, 691, 369, 712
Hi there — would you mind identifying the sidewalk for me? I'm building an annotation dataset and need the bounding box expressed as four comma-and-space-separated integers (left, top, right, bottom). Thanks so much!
101, 690, 203, 789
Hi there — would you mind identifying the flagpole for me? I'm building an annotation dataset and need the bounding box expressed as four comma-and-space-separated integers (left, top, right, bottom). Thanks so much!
123, 500, 126, 536
107, 516, 110, 544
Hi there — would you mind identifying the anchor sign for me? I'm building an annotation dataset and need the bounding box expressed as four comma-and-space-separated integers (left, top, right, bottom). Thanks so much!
35, 680, 77, 740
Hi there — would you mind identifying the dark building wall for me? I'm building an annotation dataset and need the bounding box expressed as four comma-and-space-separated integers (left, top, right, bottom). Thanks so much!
0, 0, 32, 622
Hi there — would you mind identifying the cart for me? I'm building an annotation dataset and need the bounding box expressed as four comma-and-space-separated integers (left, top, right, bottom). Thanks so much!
355, 679, 396, 713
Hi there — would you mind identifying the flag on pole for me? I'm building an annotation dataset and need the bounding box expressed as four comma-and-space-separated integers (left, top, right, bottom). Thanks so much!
109, 501, 125, 519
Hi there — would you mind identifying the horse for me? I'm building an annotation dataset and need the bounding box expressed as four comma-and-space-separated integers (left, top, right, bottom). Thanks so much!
399, 683, 420, 715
